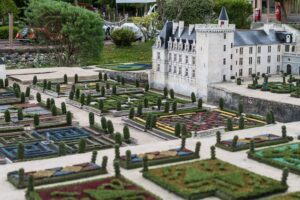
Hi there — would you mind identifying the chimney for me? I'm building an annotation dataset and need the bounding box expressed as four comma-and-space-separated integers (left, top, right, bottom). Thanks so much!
172, 22, 178, 35
188, 24, 195, 35
178, 21, 184, 37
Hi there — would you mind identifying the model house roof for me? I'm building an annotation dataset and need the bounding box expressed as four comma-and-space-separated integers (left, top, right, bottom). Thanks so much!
219, 7, 229, 21
0, 58, 4, 65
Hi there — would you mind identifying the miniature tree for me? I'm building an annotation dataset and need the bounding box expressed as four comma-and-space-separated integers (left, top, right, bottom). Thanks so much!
210, 146, 216, 159
20, 92, 26, 103
282, 125, 287, 138
135, 80, 139, 88
86, 94, 91, 105
157, 97, 162, 110
145, 114, 152, 131
46, 98, 51, 109
4, 110, 11, 122
266, 111, 272, 124
98, 72, 102, 81
96, 82, 100, 92
281, 168, 289, 186
75, 88, 80, 99
27, 175, 34, 194
117, 75, 121, 83
17, 142, 24, 160
114, 160, 121, 177
33, 114, 40, 127
18, 168, 25, 186
17, 108, 23, 121
36, 92, 41, 103
270, 110, 275, 124
91, 150, 98, 163
129, 107, 135, 119
106, 82, 110, 89
0, 79, 4, 88
104, 73, 108, 81
51, 105, 57, 116
33, 76, 37, 85
115, 132, 122, 145
50, 98, 55, 107
227, 118, 233, 131
101, 116, 107, 131
74, 74, 79, 83
239, 116, 245, 129
116, 101, 121, 111
25, 87, 31, 97
249, 139, 255, 153
170, 89, 175, 99
64, 74, 68, 84
126, 150, 131, 165
69, 91, 74, 100
71, 84, 76, 92
172, 101, 177, 113
61, 102, 67, 114
101, 86, 105, 97
163, 87, 168, 98
123, 126, 130, 143
56, 84, 60, 94
137, 103, 143, 116
232, 135, 239, 149
145, 83, 149, 91
114, 144, 120, 160
144, 98, 149, 108
238, 101, 243, 115
164, 101, 170, 113
195, 142, 201, 158
181, 124, 187, 137
107, 120, 114, 135
151, 115, 157, 128
112, 85, 117, 94
216, 131, 221, 144
47, 81, 52, 90
219, 97, 224, 110
102, 156, 108, 170
66, 111, 72, 126
175, 123, 181, 137
98, 99, 104, 111
58, 142, 66, 156
78, 138, 86, 153
142, 155, 149, 172
181, 136, 186, 150
80, 93, 85, 106
282, 73, 287, 84
198, 98, 203, 109
191, 92, 196, 103
4, 78, 8, 87
121, 77, 125, 85
89, 112, 95, 126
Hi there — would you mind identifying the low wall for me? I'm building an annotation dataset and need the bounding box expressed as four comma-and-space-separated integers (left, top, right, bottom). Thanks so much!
192, 127, 225, 138
208, 85, 300, 123
96, 69, 149, 82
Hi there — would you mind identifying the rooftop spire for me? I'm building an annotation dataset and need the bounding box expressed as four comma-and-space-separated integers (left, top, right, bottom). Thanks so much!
219, 7, 229, 21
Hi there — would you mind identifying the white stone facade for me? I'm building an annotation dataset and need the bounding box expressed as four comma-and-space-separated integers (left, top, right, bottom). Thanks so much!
0, 59, 6, 81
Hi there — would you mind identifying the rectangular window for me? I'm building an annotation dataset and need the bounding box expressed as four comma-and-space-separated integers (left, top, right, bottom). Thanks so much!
249, 57, 253, 65
192, 70, 195, 78
224, 45, 226, 52
267, 66, 271, 74
174, 54, 177, 62
168, 53, 172, 61
239, 58, 243, 65
277, 55, 281, 62
258, 46, 261, 53
169, 65, 172, 72
179, 55, 182, 63
285, 45, 290, 52
157, 52, 161, 60
249, 47, 253, 54
192, 57, 196, 65
268, 46, 271, 53
239, 47, 243, 55
224, 33, 226, 39
239, 69, 243, 76
230, 65, 233, 70
277, 45, 281, 52
248, 68, 252, 76
157, 64, 160, 71
277, 65, 280, 74
185, 56, 189, 64
223, 58, 226, 65
185, 68, 188, 76
267, 55, 271, 63
179, 67, 182, 75
174, 66, 177, 73
257, 56, 261, 64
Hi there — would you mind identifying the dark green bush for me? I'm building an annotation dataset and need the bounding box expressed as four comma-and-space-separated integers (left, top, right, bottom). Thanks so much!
111, 28, 135, 46
0, 26, 19, 39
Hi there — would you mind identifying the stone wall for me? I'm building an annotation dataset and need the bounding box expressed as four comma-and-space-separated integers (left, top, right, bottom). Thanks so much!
96, 69, 149, 83
208, 85, 300, 123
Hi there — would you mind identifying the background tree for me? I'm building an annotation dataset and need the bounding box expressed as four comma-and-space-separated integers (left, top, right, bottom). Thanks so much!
0, 0, 19, 24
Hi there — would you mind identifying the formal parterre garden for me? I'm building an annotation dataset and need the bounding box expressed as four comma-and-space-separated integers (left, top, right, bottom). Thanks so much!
26, 176, 161, 200
247, 74, 300, 98
143, 159, 287, 200
8, 161, 107, 189
248, 143, 300, 175
217, 133, 291, 152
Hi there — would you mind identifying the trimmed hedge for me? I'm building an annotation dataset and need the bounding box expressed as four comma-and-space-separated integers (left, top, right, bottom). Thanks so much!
0, 26, 19, 39
0, 126, 24, 133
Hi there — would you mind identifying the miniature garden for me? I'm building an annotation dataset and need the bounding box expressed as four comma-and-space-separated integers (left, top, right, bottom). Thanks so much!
248, 142, 300, 175
268, 192, 300, 200
143, 157, 288, 200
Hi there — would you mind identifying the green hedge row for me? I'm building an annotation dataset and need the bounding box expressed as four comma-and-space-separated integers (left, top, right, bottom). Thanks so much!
0, 126, 24, 133
0, 26, 19, 39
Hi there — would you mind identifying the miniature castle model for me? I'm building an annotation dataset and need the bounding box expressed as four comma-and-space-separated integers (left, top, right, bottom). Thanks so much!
0, 58, 6, 81
150, 7, 300, 100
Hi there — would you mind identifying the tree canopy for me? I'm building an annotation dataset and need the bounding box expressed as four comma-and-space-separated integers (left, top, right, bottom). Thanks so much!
0, 0, 19, 21
25, 0, 104, 65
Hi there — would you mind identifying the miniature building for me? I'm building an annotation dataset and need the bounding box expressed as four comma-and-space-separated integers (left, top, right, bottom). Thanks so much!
150, 7, 300, 100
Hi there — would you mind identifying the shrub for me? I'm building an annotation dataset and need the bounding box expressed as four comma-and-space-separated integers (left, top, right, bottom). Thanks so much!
164, 102, 170, 113
266, 111, 272, 124
170, 89, 175, 99
33, 114, 40, 126
47, 81, 52, 90
66, 111, 72, 125
237, 78, 242, 85
63, 74, 68, 84
282, 125, 287, 138
96, 83, 100, 92
0, 79, 3, 88
144, 98, 149, 108
112, 85, 117, 94
43, 79, 47, 91
123, 126, 130, 143
104, 73, 108, 81
27, 175, 34, 194
111, 28, 135, 46
102, 156, 108, 170
163, 87, 168, 98
270, 110, 275, 124
145, 114, 152, 130
219, 97, 224, 110
4, 110, 11, 122
181, 136, 186, 149
210, 146, 216, 159
135, 80, 139, 88
151, 115, 157, 128
17, 142, 24, 160
115, 132, 122, 145
191, 92, 196, 103
239, 116, 245, 129
121, 77, 125, 85
175, 123, 181, 137
198, 99, 203, 109
80, 94, 85, 106
107, 120, 114, 135
17, 108, 23, 121
89, 112, 95, 126
216, 131, 221, 144
195, 142, 201, 157
4, 78, 8, 87
46, 98, 51, 109
281, 168, 289, 186
36, 92, 41, 103
116, 101, 121, 111
172, 101, 177, 113
56, 84, 60, 94
51, 105, 57, 116
20, 92, 26, 103
86, 94, 91, 105
101, 86, 105, 97
0, 26, 19, 39
232, 135, 239, 148
58, 142, 66, 156
78, 138, 86, 153
145, 83, 149, 91
75, 88, 80, 99
142, 155, 149, 172
114, 144, 120, 160
126, 150, 131, 164
249, 139, 255, 153
227, 118, 233, 131
74, 74, 78, 83
101, 116, 107, 131
129, 107, 135, 119
106, 82, 110, 89
157, 97, 162, 110
114, 160, 121, 177
18, 168, 25, 186
98, 72, 102, 81
91, 150, 97, 163
137, 103, 143, 116
61, 102, 67, 114
238, 101, 243, 114
98, 99, 104, 111
25, 87, 31, 97
181, 124, 187, 137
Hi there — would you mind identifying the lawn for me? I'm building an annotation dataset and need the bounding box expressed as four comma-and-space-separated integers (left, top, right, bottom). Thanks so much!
143, 159, 287, 200
87, 40, 154, 66
268, 192, 300, 200
248, 143, 300, 175
26, 176, 161, 200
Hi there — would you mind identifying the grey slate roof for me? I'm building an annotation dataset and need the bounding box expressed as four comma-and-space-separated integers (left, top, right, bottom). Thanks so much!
0, 58, 4, 65
219, 7, 229, 21
234, 30, 288, 46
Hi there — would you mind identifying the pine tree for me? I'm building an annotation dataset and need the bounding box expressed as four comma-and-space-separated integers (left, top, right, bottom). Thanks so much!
75, 88, 80, 99
17, 108, 23, 121
170, 89, 175, 99
80, 93, 85, 106
86, 94, 91, 105
17, 142, 24, 160
43, 79, 48, 92
266, 111, 272, 124
198, 99, 203, 109
151, 115, 157, 129
117, 75, 121, 83
46, 98, 51, 109
4, 110, 10, 122
145, 83, 149, 91
115, 132, 122, 145
34, 114, 39, 127
249, 139, 255, 153
91, 150, 97, 163
0, 79, 4, 88
175, 123, 181, 137
135, 80, 139, 88
232, 135, 239, 149
191, 92, 196, 103
4, 78, 8, 87
51, 105, 57, 116
27, 175, 34, 194
145, 114, 152, 130
121, 77, 125, 85
107, 120, 114, 135
78, 138, 86, 153
64, 74, 68, 84
181, 124, 187, 137
129, 107, 135, 119
104, 73, 108, 81
114, 160, 121, 177
126, 150, 131, 165
123, 126, 130, 143
61, 102, 67, 114
157, 97, 162, 110
181, 136, 186, 149
144, 98, 149, 108
96, 82, 100, 92
112, 85, 117, 95
89, 112, 95, 126
47, 81, 52, 90
164, 102, 170, 113
106, 82, 110, 89
270, 110, 275, 124
56, 84, 61, 94
69, 91, 74, 100
238, 101, 244, 114
66, 111, 72, 126
102, 156, 108, 170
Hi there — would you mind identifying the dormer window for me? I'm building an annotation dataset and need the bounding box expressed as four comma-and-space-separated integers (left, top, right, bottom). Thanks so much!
168, 39, 172, 50
192, 44, 196, 52
185, 43, 190, 51
173, 41, 178, 50
156, 37, 161, 48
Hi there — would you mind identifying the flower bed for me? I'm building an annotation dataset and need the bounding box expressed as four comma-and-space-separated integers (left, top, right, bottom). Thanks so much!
119, 147, 199, 169
143, 159, 287, 200
8, 162, 107, 189
216, 134, 292, 152
26, 176, 161, 200
248, 143, 300, 175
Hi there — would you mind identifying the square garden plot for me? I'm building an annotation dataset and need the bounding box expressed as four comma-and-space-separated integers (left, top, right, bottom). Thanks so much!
26, 176, 161, 200
248, 143, 300, 175
143, 159, 287, 200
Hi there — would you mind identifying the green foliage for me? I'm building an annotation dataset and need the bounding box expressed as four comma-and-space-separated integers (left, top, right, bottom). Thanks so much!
91, 150, 97, 163
181, 124, 187, 137
281, 168, 289, 186
164, 101, 170, 113
144, 97, 149, 108
114, 144, 120, 160
170, 89, 175, 99
58, 142, 66, 156
114, 160, 121, 177
163, 87, 168, 98
75, 74, 79, 83
4, 110, 11, 122
17, 142, 24, 160
46, 98, 51, 109
121, 77, 125, 85
56, 84, 60, 94
101, 116, 107, 131
25, 0, 104, 65
181, 136, 186, 149
137, 103, 143, 116
101, 86, 106, 97
66, 111, 72, 125
61, 102, 67, 114
95, 82, 100, 92
107, 120, 114, 135
33, 114, 39, 126
145, 114, 152, 130
232, 135, 239, 148
25, 87, 31, 97
17, 108, 23, 121
142, 155, 149, 172
47, 81, 52, 90
191, 92, 196, 103
239, 116, 245, 129
104, 73, 108, 81
211, 146, 216, 159
175, 123, 181, 137
98, 72, 102, 81
135, 80, 139, 88
43, 79, 47, 91
195, 142, 201, 157
198, 99, 203, 109
115, 132, 122, 145
282, 125, 287, 138
214, 0, 252, 29
172, 101, 177, 113
129, 107, 135, 119
126, 150, 131, 163
20, 92, 25, 103
78, 138, 86, 153
0, 26, 19, 39
80, 93, 85, 106
157, 97, 162, 110
116, 101, 121, 111
36, 92, 41, 103
101, 156, 108, 170
98, 99, 104, 111
51, 105, 57, 116
123, 126, 130, 143
219, 97, 224, 110
111, 28, 135, 47
227, 118, 233, 131
112, 85, 117, 94
27, 175, 34, 193
89, 112, 95, 126
18, 168, 25, 185
151, 115, 157, 128
86, 94, 92, 105
216, 131, 221, 144
145, 83, 149, 92
75, 88, 80, 99
106, 82, 110, 89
